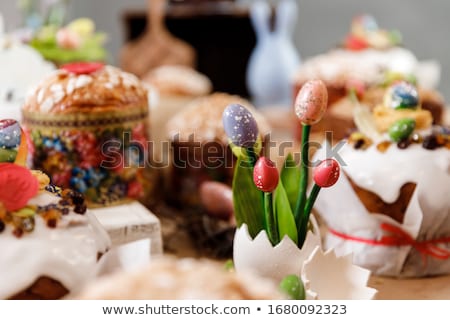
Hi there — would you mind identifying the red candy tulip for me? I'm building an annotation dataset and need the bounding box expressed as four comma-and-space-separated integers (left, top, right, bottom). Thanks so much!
313, 159, 340, 188
61, 62, 104, 75
295, 80, 328, 125
253, 157, 279, 193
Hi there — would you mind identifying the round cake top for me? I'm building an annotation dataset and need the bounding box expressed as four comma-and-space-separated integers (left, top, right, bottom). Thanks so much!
293, 48, 419, 89
166, 93, 271, 144
79, 256, 283, 299
143, 65, 212, 97
23, 64, 149, 114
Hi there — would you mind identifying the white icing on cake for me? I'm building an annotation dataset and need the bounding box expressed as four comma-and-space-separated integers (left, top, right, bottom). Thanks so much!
339, 141, 450, 204
0, 192, 110, 299
314, 139, 450, 276
293, 48, 434, 88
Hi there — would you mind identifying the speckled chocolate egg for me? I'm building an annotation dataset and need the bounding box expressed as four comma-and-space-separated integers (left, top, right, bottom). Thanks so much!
0, 119, 21, 148
222, 103, 259, 148
294, 80, 328, 125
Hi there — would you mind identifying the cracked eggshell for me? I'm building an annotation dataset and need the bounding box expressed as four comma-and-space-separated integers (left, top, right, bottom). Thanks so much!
302, 248, 377, 300
233, 220, 321, 283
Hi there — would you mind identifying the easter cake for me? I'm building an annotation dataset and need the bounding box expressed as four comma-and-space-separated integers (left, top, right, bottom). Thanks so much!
142, 65, 212, 161
314, 81, 450, 277
0, 119, 110, 299
79, 256, 282, 300
292, 15, 444, 140
22, 62, 157, 207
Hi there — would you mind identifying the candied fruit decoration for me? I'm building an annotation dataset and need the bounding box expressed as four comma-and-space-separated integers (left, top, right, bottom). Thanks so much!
376, 141, 392, 153
354, 139, 365, 149
411, 133, 422, 143
422, 135, 439, 150
61, 62, 104, 75
42, 208, 62, 223
397, 139, 411, 150
348, 132, 373, 150
71, 191, 85, 206
74, 203, 87, 214
47, 219, 57, 228
13, 228, 23, 238
21, 217, 35, 232
436, 134, 446, 146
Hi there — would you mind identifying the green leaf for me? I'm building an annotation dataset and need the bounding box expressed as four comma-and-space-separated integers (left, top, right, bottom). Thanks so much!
229, 135, 263, 159
280, 153, 300, 212
232, 154, 264, 238
273, 181, 298, 244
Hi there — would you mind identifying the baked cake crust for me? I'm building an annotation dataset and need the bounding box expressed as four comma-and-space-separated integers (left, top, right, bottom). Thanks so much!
23, 66, 148, 114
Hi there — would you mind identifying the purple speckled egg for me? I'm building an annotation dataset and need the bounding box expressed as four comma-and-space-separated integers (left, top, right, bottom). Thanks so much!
222, 104, 259, 148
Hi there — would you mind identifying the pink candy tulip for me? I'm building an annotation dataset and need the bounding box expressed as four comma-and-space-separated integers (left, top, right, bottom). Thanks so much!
295, 80, 328, 125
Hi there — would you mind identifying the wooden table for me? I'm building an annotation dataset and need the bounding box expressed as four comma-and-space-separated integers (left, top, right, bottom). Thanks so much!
370, 275, 450, 299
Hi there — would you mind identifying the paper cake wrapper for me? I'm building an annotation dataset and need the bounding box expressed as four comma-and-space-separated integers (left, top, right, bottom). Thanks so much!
233, 220, 376, 300
314, 141, 450, 277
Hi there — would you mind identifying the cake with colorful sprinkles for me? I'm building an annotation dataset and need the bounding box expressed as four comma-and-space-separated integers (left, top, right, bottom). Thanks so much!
314, 81, 450, 277
0, 119, 110, 299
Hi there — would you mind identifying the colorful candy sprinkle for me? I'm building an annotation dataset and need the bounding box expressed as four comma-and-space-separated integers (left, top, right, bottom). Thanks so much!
384, 82, 419, 110
388, 118, 416, 142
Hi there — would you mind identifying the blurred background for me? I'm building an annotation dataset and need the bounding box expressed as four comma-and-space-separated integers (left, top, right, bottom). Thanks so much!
1, 0, 449, 101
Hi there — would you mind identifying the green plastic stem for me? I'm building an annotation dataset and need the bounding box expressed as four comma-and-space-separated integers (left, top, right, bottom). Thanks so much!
298, 183, 321, 248
294, 125, 311, 237
264, 191, 279, 245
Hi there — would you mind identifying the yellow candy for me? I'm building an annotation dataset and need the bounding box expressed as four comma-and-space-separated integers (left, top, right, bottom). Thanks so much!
67, 18, 95, 37
373, 105, 432, 133
13, 207, 36, 218
31, 170, 50, 190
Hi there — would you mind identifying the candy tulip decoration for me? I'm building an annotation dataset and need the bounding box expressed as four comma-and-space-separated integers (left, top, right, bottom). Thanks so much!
253, 157, 279, 244
223, 79, 340, 250
294, 80, 329, 246
223, 84, 376, 300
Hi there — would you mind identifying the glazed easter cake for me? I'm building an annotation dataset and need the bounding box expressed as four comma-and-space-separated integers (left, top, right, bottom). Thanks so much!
0, 120, 110, 299
314, 81, 450, 277
22, 62, 156, 207
292, 15, 443, 141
